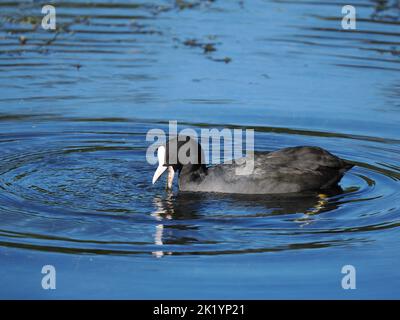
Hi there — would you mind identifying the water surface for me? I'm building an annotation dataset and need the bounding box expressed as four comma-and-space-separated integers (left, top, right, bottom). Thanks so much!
0, 0, 400, 298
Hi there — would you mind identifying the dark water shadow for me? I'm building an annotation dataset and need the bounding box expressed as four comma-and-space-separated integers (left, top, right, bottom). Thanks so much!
152, 186, 345, 220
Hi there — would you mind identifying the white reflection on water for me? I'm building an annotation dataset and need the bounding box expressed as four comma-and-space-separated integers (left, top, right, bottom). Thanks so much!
152, 224, 164, 258
151, 195, 173, 258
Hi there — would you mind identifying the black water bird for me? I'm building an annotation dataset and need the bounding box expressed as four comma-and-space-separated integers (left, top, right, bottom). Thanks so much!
152, 136, 353, 194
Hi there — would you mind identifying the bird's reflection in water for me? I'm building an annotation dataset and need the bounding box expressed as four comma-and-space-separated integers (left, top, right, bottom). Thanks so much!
150, 187, 345, 257
151, 192, 205, 257
151, 193, 173, 258
151, 193, 174, 221
152, 224, 167, 258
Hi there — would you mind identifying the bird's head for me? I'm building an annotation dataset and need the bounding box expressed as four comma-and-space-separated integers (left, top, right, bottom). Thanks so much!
152, 135, 205, 190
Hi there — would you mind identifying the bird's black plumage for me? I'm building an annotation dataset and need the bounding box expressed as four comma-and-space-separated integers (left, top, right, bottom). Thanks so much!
159, 136, 353, 194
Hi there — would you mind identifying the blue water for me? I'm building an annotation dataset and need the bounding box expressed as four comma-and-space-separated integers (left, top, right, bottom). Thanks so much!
0, 0, 400, 299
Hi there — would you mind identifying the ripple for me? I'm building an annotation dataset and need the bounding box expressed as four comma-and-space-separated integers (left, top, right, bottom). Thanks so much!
0, 119, 399, 257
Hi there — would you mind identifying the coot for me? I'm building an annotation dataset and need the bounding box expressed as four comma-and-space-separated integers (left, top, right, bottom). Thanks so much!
152, 136, 353, 194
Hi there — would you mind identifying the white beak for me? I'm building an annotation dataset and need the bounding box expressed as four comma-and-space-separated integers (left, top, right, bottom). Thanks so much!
152, 145, 176, 190
152, 145, 167, 184
152, 164, 167, 184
